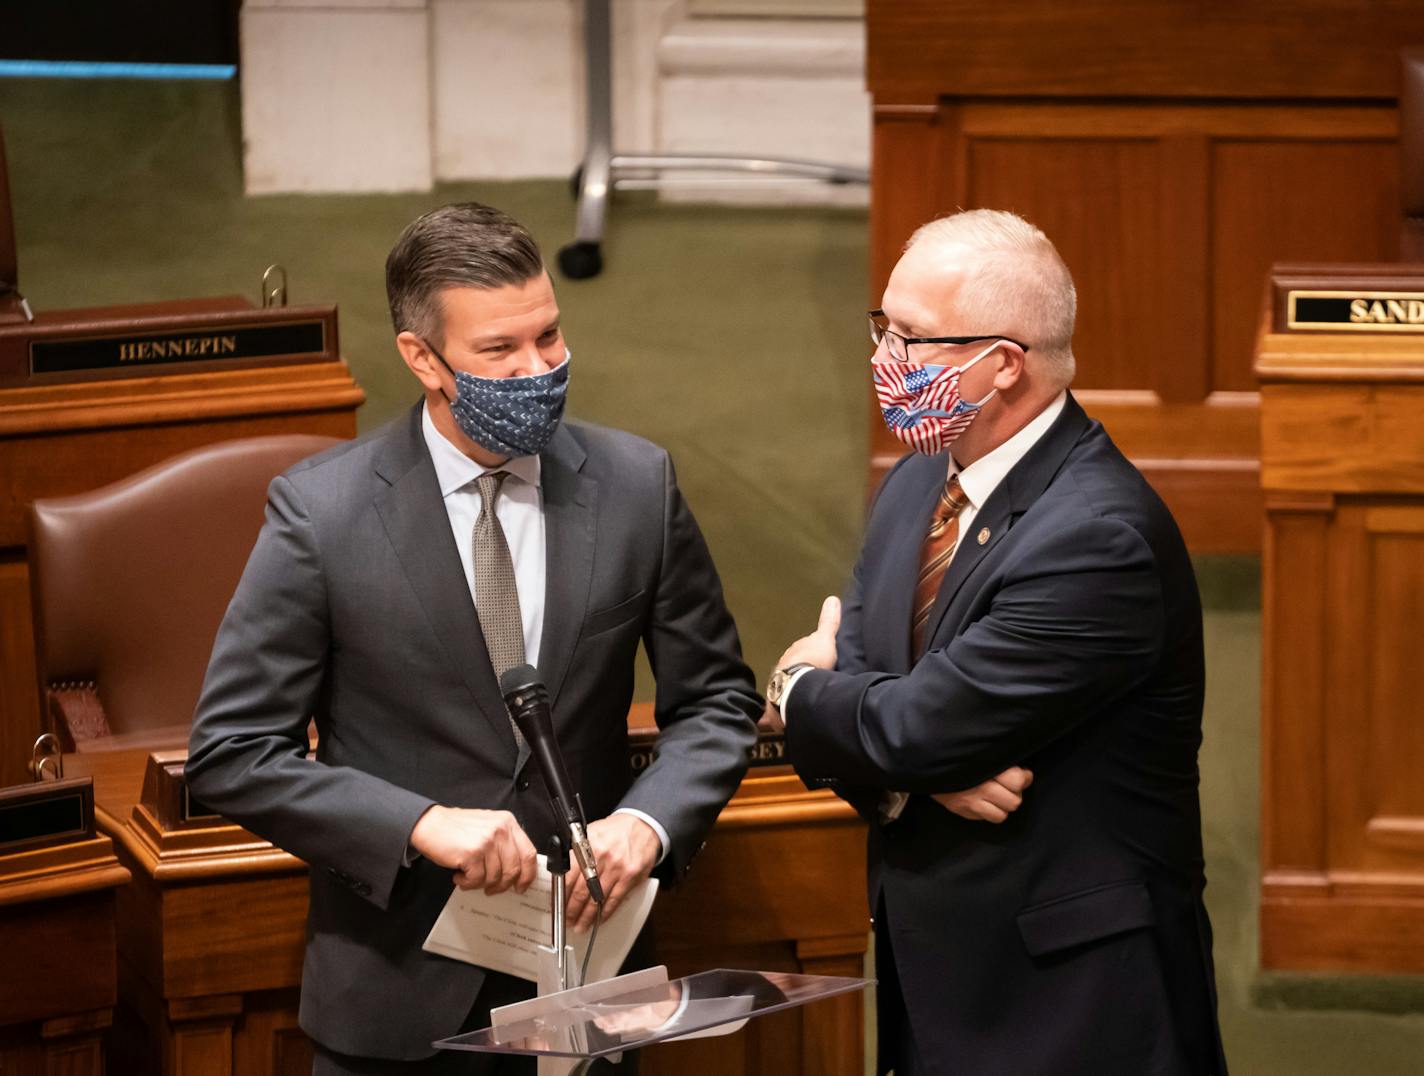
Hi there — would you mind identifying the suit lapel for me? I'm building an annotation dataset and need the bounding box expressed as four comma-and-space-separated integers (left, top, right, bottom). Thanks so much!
918, 394, 1092, 656
535, 425, 596, 725
373, 405, 518, 761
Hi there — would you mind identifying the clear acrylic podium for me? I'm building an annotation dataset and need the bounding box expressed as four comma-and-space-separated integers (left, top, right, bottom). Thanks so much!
434, 966, 870, 1065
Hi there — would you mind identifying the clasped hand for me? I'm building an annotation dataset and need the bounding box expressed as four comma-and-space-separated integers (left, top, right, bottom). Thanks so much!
771, 595, 1035, 824
409, 806, 659, 928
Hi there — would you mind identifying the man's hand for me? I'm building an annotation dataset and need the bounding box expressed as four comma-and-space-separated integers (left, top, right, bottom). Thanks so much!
932, 767, 1034, 823
409, 805, 538, 894
763, 596, 842, 732
565, 814, 661, 931
774, 596, 841, 673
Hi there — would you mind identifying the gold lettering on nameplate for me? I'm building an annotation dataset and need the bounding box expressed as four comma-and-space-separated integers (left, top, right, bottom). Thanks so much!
118, 334, 241, 362
1288, 290, 1424, 332
749, 739, 787, 764
628, 736, 786, 772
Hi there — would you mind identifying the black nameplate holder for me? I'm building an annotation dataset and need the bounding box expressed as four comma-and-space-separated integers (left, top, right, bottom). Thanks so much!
30, 318, 327, 376
0, 776, 95, 855
628, 730, 787, 775
141, 751, 222, 831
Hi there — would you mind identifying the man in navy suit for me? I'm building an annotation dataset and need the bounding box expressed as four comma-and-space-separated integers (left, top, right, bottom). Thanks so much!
764, 210, 1227, 1075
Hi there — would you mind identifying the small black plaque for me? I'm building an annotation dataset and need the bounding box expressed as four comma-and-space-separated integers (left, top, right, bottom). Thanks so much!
0, 777, 94, 854
30, 319, 327, 375
1287, 290, 1424, 332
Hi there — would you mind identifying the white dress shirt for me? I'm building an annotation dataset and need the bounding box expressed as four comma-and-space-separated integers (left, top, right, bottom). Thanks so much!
423, 403, 546, 666
420, 404, 669, 861
781, 391, 1068, 718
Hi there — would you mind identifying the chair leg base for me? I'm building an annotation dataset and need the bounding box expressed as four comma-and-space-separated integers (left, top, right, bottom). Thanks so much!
557, 241, 603, 281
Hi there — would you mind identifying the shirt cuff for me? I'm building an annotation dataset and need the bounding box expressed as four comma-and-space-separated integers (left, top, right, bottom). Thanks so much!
613, 807, 669, 865
778, 665, 816, 726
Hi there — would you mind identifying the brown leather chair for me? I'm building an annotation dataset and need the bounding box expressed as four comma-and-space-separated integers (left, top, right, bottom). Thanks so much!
27, 434, 340, 751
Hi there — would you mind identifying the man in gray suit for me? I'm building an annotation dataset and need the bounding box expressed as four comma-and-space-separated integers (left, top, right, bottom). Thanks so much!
186, 203, 762, 1074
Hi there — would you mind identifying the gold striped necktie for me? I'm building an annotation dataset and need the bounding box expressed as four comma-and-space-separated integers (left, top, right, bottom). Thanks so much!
911, 473, 969, 655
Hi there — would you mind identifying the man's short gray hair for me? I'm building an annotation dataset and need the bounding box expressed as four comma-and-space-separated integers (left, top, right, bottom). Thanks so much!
385, 202, 545, 346
906, 209, 1077, 387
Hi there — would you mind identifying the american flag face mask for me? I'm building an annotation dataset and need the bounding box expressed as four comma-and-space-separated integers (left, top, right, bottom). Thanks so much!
872, 341, 1000, 455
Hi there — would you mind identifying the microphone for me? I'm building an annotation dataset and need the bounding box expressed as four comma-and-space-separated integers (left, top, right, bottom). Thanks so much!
499, 664, 605, 905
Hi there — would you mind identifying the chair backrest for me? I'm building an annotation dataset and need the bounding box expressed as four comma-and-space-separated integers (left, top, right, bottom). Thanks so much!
28, 434, 341, 744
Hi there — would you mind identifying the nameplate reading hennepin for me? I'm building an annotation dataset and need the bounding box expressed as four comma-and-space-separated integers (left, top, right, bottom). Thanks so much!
1287, 291, 1424, 333
29, 319, 327, 375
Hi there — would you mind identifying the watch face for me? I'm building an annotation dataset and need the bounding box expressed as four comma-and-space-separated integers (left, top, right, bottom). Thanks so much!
767, 669, 788, 705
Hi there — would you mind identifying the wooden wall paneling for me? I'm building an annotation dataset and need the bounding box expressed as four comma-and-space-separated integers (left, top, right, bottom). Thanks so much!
868, 98, 956, 484
870, 99, 1402, 551
866, 1, 1424, 101
1155, 135, 1212, 404
1211, 138, 1400, 394
870, 98, 952, 297
965, 135, 1165, 392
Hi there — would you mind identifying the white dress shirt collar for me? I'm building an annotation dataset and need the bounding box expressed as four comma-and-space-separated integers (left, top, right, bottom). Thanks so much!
952, 391, 1067, 510
421, 402, 542, 494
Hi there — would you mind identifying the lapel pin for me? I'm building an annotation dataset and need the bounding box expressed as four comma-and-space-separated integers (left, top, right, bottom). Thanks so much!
977, 527, 991, 545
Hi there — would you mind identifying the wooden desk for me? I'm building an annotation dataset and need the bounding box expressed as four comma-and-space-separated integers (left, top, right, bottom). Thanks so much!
66, 732, 868, 1076
0, 820, 130, 1074
1256, 265, 1424, 972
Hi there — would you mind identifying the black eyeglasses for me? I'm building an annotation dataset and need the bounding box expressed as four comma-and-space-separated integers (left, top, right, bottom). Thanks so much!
869, 309, 1029, 363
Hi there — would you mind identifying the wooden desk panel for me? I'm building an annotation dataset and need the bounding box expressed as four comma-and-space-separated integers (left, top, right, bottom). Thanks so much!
66, 745, 868, 1076
0, 831, 131, 1076
1256, 272, 1424, 972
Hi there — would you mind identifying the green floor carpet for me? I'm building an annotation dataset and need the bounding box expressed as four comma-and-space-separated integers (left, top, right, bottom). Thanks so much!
5, 77, 1422, 1073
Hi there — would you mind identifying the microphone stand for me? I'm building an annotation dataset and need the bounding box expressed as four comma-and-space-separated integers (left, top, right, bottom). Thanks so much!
535, 808, 604, 1074
543, 832, 574, 994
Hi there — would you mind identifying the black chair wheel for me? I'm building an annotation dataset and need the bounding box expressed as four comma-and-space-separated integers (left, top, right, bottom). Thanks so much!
558, 241, 603, 280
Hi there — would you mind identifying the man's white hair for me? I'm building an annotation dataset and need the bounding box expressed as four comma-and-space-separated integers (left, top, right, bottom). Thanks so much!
906, 209, 1077, 387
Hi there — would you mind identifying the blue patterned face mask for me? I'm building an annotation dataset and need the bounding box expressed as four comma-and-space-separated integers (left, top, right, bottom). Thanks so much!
426, 342, 571, 458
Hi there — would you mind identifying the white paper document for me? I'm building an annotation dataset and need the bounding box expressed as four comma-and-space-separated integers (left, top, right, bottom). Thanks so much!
423, 855, 659, 984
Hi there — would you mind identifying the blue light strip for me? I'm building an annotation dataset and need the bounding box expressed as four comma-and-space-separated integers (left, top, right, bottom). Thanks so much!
0, 60, 236, 81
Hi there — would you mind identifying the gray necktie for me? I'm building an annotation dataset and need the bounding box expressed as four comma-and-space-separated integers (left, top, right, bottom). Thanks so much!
473, 471, 526, 750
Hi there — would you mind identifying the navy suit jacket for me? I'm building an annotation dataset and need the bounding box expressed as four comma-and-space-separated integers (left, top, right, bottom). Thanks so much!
786, 395, 1227, 1076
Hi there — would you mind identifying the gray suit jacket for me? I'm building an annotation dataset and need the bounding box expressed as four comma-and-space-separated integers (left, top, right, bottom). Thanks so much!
186, 403, 761, 1060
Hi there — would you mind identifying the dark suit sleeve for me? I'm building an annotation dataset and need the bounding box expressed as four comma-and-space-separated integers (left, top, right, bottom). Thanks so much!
615, 454, 761, 880
786, 515, 1165, 793
186, 475, 436, 910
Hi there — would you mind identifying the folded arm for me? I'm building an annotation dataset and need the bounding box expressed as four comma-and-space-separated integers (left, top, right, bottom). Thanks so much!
785, 516, 1164, 793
